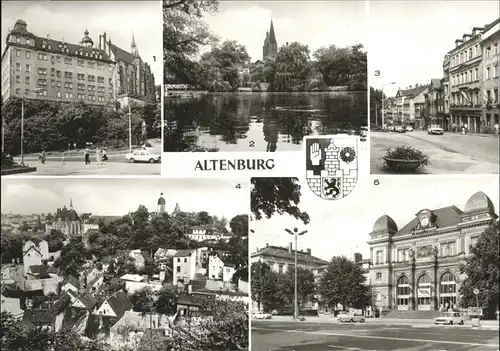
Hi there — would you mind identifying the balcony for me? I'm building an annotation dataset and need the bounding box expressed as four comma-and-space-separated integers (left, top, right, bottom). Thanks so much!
450, 103, 483, 111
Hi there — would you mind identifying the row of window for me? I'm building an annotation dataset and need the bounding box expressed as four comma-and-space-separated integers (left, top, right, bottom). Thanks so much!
451, 65, 498, 86
451, 43, 499, 67
15, 47, 111, 69
32, 89, 110, 102
451, 89, 498, 106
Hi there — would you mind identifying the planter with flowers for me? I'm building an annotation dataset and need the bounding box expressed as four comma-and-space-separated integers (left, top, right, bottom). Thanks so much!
383, 145, 430, 173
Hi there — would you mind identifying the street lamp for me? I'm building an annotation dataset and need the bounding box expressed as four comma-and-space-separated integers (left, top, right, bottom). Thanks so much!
128, 103, 132, 152
381, 82, 396, 129
20, 88, 44, 166
285, 227, 308, 320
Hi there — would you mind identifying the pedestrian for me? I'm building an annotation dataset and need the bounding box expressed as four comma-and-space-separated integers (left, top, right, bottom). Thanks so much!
40, 150, 46, 164
61, 151, 66, 166
84, 147, 90, 165
461, 124, 465, 135
494, 123, 499, 135
452, 123, 456, 133
102, 148, 108, 164
96, 147, 102, 166
464, 122, 468, 135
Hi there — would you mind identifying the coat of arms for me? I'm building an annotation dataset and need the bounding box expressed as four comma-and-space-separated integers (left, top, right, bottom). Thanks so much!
305, 136, 359, 200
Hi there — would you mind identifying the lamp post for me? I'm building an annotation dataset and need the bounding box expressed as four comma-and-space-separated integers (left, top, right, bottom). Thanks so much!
128, 103, 132, 152
285, 227, 308, 320
381, 82, 396, 129
20, 89, 43, 166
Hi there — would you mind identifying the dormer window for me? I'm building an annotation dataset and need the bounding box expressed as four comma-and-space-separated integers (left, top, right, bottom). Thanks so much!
16, 37, 21, 43
48, 45, 51, 50
26, 39, 31, 45
85, 52, 88, 56
42, 43, 46, 49
59, 43, 62, 48
99, 55, 102, 59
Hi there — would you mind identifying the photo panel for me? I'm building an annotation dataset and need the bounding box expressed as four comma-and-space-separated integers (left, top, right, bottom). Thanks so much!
163, 0, 368, 177
1, 177, 250, 350
369, 1, 499, 175
249, 175, 499, 350
1, 0, 162, 177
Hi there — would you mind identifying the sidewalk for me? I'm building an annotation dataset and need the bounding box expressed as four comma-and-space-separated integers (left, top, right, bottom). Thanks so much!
264, 315, 499, 330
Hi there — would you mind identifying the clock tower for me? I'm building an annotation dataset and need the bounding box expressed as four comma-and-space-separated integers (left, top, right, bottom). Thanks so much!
416, 209, 435, 229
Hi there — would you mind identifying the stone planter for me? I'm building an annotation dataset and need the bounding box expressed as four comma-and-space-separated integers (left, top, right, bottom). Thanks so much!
1, 166, 37, 175
383, 157, 423, 172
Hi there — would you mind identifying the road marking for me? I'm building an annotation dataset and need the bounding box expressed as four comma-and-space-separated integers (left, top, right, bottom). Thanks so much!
252, 327, 499, 348
328, 345, 375, 350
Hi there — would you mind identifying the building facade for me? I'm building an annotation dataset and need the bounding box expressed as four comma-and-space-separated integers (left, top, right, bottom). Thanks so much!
424, 79, 447, 130
1, 19, 155, 107
173, 250, 197, 285
262, 19, 278, 60
368, 192, 497, 312
446, 19, 499, 133
45, 199, 98, 237
393, 85, 428, 129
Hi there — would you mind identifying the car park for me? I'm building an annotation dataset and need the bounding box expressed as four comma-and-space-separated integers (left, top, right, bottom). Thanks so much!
428, 124, 444, 135
434, 311, 465, 325
125, 149, 161, 163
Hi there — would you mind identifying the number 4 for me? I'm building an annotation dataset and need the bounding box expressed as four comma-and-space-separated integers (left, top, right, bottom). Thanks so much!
235, 184, 241, 189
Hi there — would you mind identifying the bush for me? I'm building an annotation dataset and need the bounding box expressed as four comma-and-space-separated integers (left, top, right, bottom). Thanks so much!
481, 126, 497, 134
384, 145, 430, 166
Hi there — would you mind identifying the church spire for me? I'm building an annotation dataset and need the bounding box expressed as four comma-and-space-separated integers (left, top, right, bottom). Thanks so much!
69, 197, 73, 209
269, 19, 277, 45
131, 32, 139, 56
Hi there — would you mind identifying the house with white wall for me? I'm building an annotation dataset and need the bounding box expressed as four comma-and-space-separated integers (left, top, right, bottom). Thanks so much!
94, 291, 133, 319
223, 264, 236, 283
173, 250, 196, 284
208, 255, 224, 280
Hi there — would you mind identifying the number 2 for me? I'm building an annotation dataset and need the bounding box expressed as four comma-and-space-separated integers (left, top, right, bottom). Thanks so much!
249, 141, 255, 147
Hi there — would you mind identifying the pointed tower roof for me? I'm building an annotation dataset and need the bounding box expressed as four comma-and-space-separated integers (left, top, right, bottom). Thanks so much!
69, 198, 73, 209
131, 33, 137, 48
269, 19, 277, 45
172, 203, 181, 216
157, 192, 166, 206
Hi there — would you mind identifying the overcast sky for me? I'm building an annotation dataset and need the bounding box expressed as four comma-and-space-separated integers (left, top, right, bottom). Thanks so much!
1, 178, 249, 220
1, 1, 162, 83
251, 176, 499, 262
201, 1, 367, 62
369, 1, 500, 97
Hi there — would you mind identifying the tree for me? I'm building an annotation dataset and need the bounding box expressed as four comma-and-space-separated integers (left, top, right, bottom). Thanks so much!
163, 0, 218, 85
281, 267, 316, 309
370, 86, 383, 126
251, 177, 310, 224
459, 222, 499, 319
155, 287, 178, 315
266, 42, 312, 91
130, 287, 155, 313
54, 237, 88, 278
318, 256, 368, 310
229, 214, 248, 237
251, 261, 276, 312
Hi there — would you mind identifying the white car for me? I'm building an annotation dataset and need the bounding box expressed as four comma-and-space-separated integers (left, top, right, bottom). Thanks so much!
428, 124, 444, 135
338, 312, 365, 323
405, 125, 414, 132
253, 312, 272, 319
434, 312, 465, 325
125, 150, 161, 163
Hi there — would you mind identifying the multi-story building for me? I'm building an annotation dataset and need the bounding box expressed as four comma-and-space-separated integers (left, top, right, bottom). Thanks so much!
442, 55, 451, 127
393, 85, 428, 129
262, 19, 278, 60
173, 249, 197, 285
368, 191, 497, 314
424, 79, 446, 130
1, 19, 155, 107
446, 18, 499, 132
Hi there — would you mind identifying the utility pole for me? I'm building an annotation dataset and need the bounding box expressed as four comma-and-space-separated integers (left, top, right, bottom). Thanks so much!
128, 103, 132, 152
285, 227, 308, 320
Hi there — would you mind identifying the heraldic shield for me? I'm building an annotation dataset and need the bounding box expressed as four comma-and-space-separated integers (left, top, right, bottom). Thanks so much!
305, 136, 359, 200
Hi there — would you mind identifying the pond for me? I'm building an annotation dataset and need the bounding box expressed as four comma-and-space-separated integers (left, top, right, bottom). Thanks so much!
164, 92, 367, 152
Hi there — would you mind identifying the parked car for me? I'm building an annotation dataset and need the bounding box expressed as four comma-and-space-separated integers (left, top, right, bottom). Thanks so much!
434, 311, 464, 325
125, 150, 161, 163
337, 311, 365, 323
405, 125, 414, 132
428, 124, 444, 135
253, 312, 272, 319
394, 125, 406, 133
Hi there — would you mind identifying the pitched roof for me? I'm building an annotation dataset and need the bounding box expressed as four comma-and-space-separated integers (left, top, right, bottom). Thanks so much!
23, 309, 53, 324
177, 292, 214, 307
110, 311, 174, 332
119, 274, 145, 282
395, 206, 464, 236
251, 246, 328, 266
154, 248, 178, 258
174, 249, 194, 257
28, 265, 51, 279
105, 291, 133, 318
109, 42, 136, 64
63, 275, 80, 289
51, 293, 72, 314
397, 85, 428, 98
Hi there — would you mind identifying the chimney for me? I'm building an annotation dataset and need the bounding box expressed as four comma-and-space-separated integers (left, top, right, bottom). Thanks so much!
409, 85, 412, 89
306, 248, 311, 255
288, 242, 292, 254
188, 284, 192, 294
266, 243, 269, 248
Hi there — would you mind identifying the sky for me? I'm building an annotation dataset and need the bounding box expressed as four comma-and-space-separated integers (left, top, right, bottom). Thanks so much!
201, 1, 367, 62
1, 178, 249, 220
369, 1, 500, 97
251, 176, 499, 262
1, 1, 162, 84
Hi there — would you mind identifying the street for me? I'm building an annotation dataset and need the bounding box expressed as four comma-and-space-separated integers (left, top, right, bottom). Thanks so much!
370, 130, 499, 174
9, 154, 160, 176
252, 320, 500, 351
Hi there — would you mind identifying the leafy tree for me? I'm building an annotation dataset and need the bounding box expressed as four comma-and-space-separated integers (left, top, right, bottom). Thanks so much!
19, 221, 30, 232
370, 86, 383, 126
251, 261, 276, 312
155, 287, 178, 315
196, 211, 212, 225
1, 231, 34, 264
459, 222, 499, 319
229, 214, 248, 237
251, 177, 310, 224
104, 277, 125, 297
267, 42, 312, 91
54, 237, 88, 278
280, 267, 316, 309
130, 287, 155, 313
163, 0, 218, 85
318, 256, 368, 310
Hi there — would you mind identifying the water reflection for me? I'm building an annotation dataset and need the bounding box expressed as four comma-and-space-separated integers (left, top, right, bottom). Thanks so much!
164, 92, 367, 152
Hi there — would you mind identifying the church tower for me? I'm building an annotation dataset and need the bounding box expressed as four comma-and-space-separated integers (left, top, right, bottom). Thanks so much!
262, 19, 278, 60
131, 33, 139, 57
157, 192, 166, 214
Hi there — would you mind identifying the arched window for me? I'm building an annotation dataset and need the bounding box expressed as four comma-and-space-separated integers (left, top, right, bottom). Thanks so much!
440, 272, 457, 309
396, 275, 410, 310
417, 274, 432, 309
